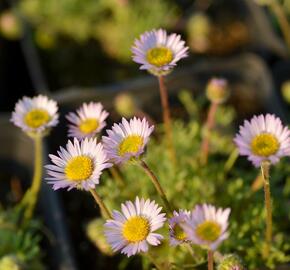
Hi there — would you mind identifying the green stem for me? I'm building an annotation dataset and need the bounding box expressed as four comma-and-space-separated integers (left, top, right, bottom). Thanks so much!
109, 166, 125, 188
146, 251, 166, 270
22, 135, 43, 222
139, 160, 172, 214
261, 160, 272, 257
158, 76, 176, 166
208, 250, 214, 270
89, 189, 112, 219
224, 148, 239, 173
270, 1, 290, 53
201, 102, 218, 165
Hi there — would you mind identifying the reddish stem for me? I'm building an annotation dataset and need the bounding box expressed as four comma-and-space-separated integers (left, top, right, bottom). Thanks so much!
201, 102, 218, 164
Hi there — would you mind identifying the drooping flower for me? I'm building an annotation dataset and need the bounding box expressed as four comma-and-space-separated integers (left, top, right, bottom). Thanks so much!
169, 209, 191, 246
132, 29, 189, 76
182, 204, 230, 250
45, 138, 111, 191
234, 114, 290, 167
66, 102, 109, 140
102, 117, 154, 164
11, 95, 59, 135
104, 197, 166, 257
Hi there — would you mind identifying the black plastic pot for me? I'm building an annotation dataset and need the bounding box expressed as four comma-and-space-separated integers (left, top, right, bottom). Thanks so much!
0, 114, 77, 270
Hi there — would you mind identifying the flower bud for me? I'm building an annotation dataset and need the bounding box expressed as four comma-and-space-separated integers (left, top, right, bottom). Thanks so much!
0, 11, 22, 40
86, 218, 114, 256
206, 78, 229, 104
114, 92, 136, 117
281, 80, 290, 104
0, 255, 23, 270
217, 254, 246, 270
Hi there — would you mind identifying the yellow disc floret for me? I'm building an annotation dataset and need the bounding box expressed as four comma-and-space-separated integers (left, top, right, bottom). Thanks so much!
79, 118, 99, 134
195, 221, 221, 242
251, 133, 279, 157
65, 156, 93, 181
24, 108, 50, 128
122, 216, 150, 243
146, 47, 173, 67
173, 224, 187, 241
118, 135, 143, 157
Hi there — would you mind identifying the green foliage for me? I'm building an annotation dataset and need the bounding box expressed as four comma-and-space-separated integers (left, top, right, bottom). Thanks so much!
96, 91, 290, 269
0, 207, 44, 270
18, 0, 178, 62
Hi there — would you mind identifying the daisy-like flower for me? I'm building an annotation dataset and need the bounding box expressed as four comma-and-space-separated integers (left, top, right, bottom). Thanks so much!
66, 102, 109, 140
132, 29, 189, 76
104, 197, 166, 257
182, 204, 230, 250
234, 114, 290, 167
45, 138, 112, 191
102, 117, 154, 164
11, 95, 58, 135
169, 209, 190, 246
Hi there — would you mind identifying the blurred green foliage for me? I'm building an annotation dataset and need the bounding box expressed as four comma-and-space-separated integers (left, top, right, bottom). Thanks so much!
17, 0, 178, 62
0, 207, 43, 269
91, 91, 290, 269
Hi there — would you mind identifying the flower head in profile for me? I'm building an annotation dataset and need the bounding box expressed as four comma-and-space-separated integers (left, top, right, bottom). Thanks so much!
11, 95, 58, 136
234, 114, 290, 167
182, 204, 230, 250
169, 209, 190, 246
104, 197, 166, 257
45, 138, 111, 191
132, 29, 189, 76
66, 102, 109, 140
102, 117, 154, 164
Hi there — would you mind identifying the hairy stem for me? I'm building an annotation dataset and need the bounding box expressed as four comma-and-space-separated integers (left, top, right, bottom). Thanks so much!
261, 160, 272, 257
90, 189, 112, 219
139, 160, 172, 213
201, 102, 218, 165
22, 135, 43, 222
158, 76, 176, 165
208, 250, 214, 270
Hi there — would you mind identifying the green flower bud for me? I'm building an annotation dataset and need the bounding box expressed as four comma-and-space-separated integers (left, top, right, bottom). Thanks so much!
217, 254, 246, 270
86, 218, 114, 256
281, 80, 290, 104
114, 93, 136, 117
206, 78, 229, 104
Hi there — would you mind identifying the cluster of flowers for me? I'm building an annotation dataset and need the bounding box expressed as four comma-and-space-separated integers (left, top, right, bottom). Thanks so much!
10, 28, 290, 267
11, 94, 231, 257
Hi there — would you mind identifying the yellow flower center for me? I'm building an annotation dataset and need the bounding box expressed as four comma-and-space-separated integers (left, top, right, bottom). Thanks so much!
173, 224, 187, 241
65, 156, 93, 181
195, 221, 221, 242
251, 133, 279, 157
146, 47, 173, 67
122, 216, 150, 243
118, 135, 144, 157
24, 108, 51, 128
79, 118, 99, 134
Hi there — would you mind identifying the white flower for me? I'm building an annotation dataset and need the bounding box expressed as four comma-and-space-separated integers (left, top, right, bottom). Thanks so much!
169, 209, 191, 246
234, 114, 290, 167
102, 117, 154, 164
104, 197, 166, 257
11, 95, 58, 135
132, 29, 189, 76
45, 138, 112, 191
66, 102, 109, 139
182, 204, 230, 250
